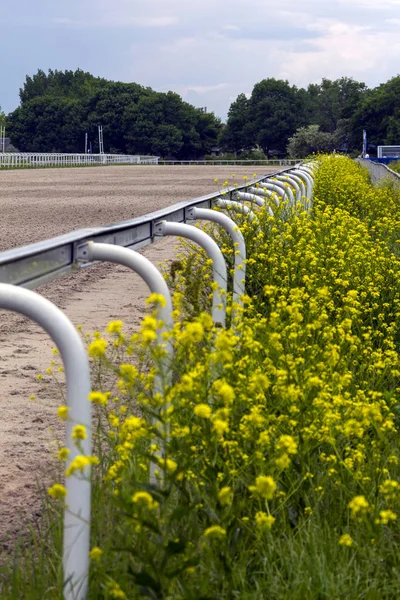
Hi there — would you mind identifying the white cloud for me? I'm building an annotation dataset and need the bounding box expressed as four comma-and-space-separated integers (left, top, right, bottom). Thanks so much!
183, 83, 229, 94
3, 0, 400, 119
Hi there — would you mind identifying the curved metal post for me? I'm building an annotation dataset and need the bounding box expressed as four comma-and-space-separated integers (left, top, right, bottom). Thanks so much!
216, 198, 257, 223
81, 242, 174, 484
269, 177, 296, 205
248, 186, 280, 206
154, 221, 227, 327
80, 242, 174, 340
235, 191, 274, 216
290, 169, 313, 199
187, 207, 246, 309
273, 174, 301, 202
299, 165, 314, 177
259, 180, 288, 203
0, 284, 91, 600
287, 173, 306, 200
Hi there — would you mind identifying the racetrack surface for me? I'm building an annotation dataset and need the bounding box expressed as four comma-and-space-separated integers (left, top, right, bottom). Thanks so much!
0, 165, 278, 545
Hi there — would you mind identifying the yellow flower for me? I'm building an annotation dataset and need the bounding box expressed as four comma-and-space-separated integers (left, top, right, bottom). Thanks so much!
57, 406, 69, 421
204, 525, 226, 539
339, 533, 353, 547
218, 383, 235, 404
107, 581, 126, 600
146, 293, 167, 308
249, 475, 277, 500
213, 419, 229, 436
218, 486, 233, 506
194, 404, 212, 419
89, 547, 103, 562
276, 435, 297, 455
65, 455, 96, 477
88, 338, 108, 358
377, 510, 397, 525
88, 391, 108, 406
57, 447, 70, 461
255, 511, 275, 530
72, 425, 87, 441
48, 484, 67, 499
107, 320, 123, 334
275, 453, 291, 469
348, 495, 369, 519
132, 491, 158, 510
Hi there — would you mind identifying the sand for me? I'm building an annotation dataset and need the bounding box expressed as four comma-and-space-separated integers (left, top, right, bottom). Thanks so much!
0, 164, 278, 544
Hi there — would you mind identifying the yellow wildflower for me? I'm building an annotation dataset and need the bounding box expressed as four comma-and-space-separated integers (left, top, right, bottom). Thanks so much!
249, 476, 277, 499
348, 496, 369, 519
194, 404, 212, 419
107, 320, 123, 334
218, 486, 233, 506
204, 525, 226, 539
89, 547, 103, 562
48, 484, 67, 500
255, 511, 276, 530
57, 447, 70, 461
339, 533, 353, 547
57, 406, 69, 421
88, 339, 108, 358
88, 391, 108, 406
72, 425, 87, 441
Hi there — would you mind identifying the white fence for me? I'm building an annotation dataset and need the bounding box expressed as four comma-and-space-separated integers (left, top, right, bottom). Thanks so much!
0, 153, 159, 169
0, 162, 315, 599
159, 159, 300, 166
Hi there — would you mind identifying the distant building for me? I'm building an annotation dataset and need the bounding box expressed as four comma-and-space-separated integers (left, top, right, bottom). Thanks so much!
210, 145, 221, 157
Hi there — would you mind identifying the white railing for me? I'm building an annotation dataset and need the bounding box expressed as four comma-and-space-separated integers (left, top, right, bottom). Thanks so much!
0, 163, 315, 599
0, 153, 159, 169
158, 159, 300, 166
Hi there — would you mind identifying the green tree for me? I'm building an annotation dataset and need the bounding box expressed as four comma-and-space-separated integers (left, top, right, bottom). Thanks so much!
306, 77, 367, 134
8, 69, 221, 156
7, 97, 86, 152
246, 79, 307, 156
351, 76, 400, 149
287, 124, 336, 158
219, 93, 252, 153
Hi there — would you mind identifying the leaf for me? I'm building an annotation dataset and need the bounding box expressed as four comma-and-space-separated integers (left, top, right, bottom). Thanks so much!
129, 568, 161, 592
165, 539, 186, 556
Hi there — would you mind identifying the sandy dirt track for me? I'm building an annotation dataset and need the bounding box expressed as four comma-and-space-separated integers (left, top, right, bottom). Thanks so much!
0, 165, 278, 544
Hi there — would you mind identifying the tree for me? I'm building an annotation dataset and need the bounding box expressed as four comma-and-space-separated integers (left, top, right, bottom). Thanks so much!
306, 78, 367, 135
7, 69, 222, 156
246, 79, 308, 156
287, 125, 336, 158
351, 76, 400, 150
7, 97, 86, 152
219, 94, 252, 153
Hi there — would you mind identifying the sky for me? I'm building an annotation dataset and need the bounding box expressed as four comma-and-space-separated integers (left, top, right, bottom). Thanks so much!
1, 0, 400, 120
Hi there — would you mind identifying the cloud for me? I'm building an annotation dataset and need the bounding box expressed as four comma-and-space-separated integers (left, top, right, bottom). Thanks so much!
183, 83, 229, 94
2, 0, 400, 121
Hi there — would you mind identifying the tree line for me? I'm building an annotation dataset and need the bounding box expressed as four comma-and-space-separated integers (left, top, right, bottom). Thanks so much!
5, 69, 221, 158
4, 69, 400, 158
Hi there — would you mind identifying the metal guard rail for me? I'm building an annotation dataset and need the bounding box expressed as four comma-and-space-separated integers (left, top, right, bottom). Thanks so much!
0, 166, 298, 290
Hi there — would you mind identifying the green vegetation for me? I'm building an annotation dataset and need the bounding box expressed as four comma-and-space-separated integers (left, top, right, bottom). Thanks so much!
6, 70, 221, 157
221, 76, 400, 158
390, 160, 400, 175
4, 70, 400, 158
4, 157, 400, 598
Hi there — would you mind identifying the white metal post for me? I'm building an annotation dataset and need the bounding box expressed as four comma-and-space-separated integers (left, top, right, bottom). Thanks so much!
154, 221, 227, 327
0, 284, 92, 600
187, 207, 246, 310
